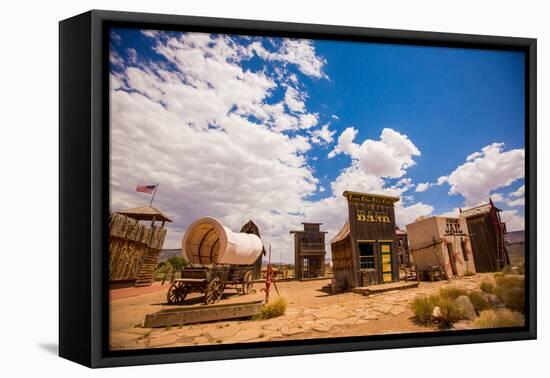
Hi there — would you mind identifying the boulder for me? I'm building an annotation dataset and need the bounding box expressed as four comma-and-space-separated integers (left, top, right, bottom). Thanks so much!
432, 306, 443, 319
455, 295, 476, 320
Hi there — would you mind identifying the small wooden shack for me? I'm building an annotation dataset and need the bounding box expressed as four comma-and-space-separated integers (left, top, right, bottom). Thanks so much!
406, 216, 476, 278
109, 205, 171, 287
331, 191, 400, 289
239, 220, 266, 279
396, 227, 410, 267
460, 199, 510, 272
290, 223, 327, 279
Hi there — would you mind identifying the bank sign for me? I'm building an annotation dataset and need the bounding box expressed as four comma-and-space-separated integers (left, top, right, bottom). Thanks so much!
356, 210, 391, 223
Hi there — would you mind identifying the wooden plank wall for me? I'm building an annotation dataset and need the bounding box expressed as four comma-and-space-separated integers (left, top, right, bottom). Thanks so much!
466, 215, 499, 272
109, 213, 167, 283
347, 201, 399, 286
331, 235, 354, 288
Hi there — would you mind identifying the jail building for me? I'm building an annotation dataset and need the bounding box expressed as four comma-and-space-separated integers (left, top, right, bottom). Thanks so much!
406, 216, 476, 278
331, 191, 400, 289
290, 223, 327, 279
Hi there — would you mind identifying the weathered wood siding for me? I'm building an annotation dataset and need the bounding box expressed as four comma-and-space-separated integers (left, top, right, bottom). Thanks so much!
109, 213, 167, 285
347, 200, 399, 286
331, 235, 354, 289
465, 215, 502, 272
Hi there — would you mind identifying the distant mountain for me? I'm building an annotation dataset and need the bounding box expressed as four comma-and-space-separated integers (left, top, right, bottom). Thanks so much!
505, 230, 525, 244
158, 248, 182, 262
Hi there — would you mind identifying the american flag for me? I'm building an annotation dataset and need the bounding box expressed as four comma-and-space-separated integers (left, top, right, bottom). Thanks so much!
136, 184, 157, 194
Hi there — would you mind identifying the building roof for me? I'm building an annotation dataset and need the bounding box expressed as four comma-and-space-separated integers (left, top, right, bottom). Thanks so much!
460, 202, 501, 219
342, 191, 400, 204
114, 205, 172, 222
330, 220, 350, 244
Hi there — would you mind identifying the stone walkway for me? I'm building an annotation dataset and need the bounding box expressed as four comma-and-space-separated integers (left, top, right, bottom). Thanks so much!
110, 274, 491, 350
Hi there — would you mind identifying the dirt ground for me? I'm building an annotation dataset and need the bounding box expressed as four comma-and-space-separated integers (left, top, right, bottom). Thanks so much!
110, 274, 493, 350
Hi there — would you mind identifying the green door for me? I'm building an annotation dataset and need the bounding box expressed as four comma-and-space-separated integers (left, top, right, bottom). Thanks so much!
380, 243, 393, 283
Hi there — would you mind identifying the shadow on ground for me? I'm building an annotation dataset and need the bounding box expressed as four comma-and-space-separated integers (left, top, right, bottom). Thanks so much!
38, 343, 58, 355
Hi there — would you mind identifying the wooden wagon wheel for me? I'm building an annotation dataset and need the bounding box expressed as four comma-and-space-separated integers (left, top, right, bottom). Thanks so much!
167, 281, 188, 304
241, 271, 254, 295
205, 277, 225, 304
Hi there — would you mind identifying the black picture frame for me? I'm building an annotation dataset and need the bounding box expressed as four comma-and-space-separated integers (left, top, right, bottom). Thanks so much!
59, 9, 537, 368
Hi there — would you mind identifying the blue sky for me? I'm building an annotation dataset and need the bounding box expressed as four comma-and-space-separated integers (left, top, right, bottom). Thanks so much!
109, 28, 525, 256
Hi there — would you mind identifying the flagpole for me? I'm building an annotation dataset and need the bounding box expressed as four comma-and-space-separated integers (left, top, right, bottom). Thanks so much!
149, 183, 159, 206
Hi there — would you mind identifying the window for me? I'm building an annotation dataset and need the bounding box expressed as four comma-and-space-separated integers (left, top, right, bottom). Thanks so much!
358, 243, 375, 270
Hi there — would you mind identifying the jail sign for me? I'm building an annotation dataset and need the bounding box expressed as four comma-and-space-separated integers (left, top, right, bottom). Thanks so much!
356, 210, 391, 223
445, 218, 464, 234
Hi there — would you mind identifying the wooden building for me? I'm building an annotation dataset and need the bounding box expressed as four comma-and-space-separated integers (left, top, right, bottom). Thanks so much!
396, 227, 411, 267
109, 206, 171, 287
460, 199, 510, 272
406, 216, 476, 278
240, 220, 266, 279
331, 191, 400, 289
290, 223, 327, 279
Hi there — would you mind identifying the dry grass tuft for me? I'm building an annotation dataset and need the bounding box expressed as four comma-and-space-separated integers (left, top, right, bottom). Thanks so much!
473, 309, 524, 328
256, 297, 287, 320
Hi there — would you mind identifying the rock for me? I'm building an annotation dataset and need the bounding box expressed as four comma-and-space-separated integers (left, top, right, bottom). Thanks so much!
372, 304, 393, 314
432, 306, 443, 319
280, 326, 304, 336
389, 305, 407, 315
313, 325, 332, 332
148, 335, 178, 348
455, 295, 477, 320
176, 328, 205, 338
193, 336, 210, 345
224, 328, 264, 343
451, 320, 473, 330
205, 326, 240, 340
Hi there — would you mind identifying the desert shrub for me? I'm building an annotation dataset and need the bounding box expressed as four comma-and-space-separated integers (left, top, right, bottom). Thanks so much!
468, 291, 490, 313
480, 281, 495, 294
473, 309, 524, 328
493, 275, 525, 312
412, 295, 440, 325
412, 294, 463, 327
436, 298, 463, 327
256, 297, 287, 320
501, 287, 525, 313
502, 265, 514, 275
439, 286, 468, 301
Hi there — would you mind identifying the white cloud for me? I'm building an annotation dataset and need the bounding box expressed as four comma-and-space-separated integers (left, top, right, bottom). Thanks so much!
309, 124, 336, 145
490, 191, 525, 208
500, 210, 525, 231
506, 197, 525, 207
436, 176, 448, 185
111, 31, 332, 260
415, 182, 433, 192
445, 143, 525, 206
110, 31, 436, 262
250, 39, 328, 79
328, 127, 421, 179
510, 185, 525, 198
284, 86, 306, 113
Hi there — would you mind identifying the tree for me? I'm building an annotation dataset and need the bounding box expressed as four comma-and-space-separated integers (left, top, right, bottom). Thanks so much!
167, 256, 188, 271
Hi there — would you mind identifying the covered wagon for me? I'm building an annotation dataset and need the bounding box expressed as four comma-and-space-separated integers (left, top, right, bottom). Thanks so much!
167, 217, 264, 304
